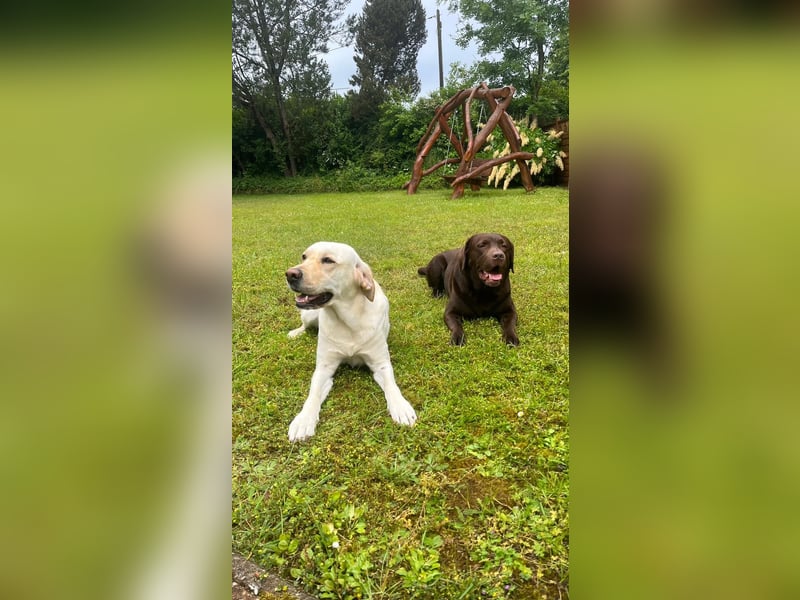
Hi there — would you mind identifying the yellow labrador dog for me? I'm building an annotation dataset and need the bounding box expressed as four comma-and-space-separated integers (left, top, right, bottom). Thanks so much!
285, 242, 417, 441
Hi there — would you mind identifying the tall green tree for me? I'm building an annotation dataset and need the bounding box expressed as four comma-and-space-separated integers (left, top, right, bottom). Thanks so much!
349, 0, 427, 124
448, 0, 568, 122
232, 0, 349, 176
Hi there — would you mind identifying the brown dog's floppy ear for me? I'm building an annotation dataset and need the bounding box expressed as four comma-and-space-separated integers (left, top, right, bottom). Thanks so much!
355, 260, 376, 302
503, 235, 515, 273
460, 235, 475, 272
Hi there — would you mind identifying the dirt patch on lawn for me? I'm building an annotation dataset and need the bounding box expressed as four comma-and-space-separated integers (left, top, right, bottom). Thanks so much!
444, 467, 513, 512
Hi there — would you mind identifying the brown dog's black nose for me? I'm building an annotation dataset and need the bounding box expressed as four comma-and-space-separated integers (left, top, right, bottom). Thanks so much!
492, 251, 505, 261
286, 268, 302, 283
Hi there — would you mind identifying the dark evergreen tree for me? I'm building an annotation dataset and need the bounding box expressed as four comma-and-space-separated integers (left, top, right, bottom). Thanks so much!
349, 0, 427, 126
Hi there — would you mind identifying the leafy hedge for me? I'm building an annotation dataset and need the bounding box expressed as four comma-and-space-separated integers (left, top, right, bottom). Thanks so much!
233, 166, 449, 195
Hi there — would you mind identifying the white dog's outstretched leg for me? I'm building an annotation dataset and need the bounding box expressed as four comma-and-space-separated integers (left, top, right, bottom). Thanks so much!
288, 361, 337, 441
369, 360, 417, 427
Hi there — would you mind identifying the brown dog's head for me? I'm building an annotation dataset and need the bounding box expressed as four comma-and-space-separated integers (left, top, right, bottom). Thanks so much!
461, 233, 514, 288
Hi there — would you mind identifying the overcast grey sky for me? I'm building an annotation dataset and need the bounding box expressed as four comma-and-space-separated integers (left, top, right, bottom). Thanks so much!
323, 0, 480, 96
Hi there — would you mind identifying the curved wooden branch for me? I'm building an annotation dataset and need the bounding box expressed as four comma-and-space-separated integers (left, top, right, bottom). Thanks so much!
422, 157, 462, 177
482, 86, 534, 192
463, 86, 480, 159
416, 89, 473, 154
449, 152, 535, 187
406, 84, 535, 196
402, 157, 462, 189
462, 92, 513, 164
407, 121, 441, 194
438, 115, 464, 159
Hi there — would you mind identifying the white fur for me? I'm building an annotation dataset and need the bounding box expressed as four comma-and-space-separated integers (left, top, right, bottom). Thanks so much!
286, 242, 417, 441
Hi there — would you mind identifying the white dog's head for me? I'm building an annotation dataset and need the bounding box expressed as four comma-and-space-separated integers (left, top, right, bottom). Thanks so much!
285, 242, 376, 309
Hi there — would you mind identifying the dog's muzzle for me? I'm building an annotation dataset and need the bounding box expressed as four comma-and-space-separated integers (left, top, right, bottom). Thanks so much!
286, 268, 333, 309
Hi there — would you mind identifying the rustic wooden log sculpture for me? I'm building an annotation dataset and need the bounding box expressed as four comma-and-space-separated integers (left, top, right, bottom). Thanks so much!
404, 83, 535, 199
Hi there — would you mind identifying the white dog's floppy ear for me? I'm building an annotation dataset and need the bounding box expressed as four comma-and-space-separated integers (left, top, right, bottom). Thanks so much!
355, 260, 376, 301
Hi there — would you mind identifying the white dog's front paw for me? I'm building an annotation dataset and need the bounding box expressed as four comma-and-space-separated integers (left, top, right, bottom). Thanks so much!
287, 326, 305, 339
288, 411, 318, 441
388, 399, 417, 427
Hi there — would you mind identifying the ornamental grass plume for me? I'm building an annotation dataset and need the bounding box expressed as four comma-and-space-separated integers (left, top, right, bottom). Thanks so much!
504, 164, 520, 189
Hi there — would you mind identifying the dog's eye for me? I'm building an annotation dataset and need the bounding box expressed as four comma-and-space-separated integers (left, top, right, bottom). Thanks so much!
321, 257, 336, 264
302, 254, 307, 260
477, 241, 487, 248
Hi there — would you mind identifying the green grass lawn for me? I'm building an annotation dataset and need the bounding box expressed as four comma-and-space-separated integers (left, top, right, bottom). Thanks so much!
233, 187, 569, 599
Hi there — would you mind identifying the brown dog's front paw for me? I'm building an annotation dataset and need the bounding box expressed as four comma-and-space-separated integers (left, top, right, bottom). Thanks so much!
450, 332, 465, 346
503, 332, 520, 347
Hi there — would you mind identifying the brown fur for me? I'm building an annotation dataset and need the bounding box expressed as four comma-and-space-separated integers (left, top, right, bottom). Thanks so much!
418, 233, 518, 346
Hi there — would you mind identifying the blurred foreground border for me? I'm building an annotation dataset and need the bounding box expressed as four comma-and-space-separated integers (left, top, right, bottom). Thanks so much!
0, 7, 231, 600
571, 4, 800, 599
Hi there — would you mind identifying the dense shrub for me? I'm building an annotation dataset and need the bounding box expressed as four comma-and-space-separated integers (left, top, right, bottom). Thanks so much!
233, 166, 447, 195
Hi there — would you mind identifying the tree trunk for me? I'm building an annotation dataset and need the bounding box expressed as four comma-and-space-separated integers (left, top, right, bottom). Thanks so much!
533, 41, 545, 103
251, 104, 289, 177
252, 2, 298, 178
270, 75, 298, 177
233, 151, 246, 177
233, 73, 290, 176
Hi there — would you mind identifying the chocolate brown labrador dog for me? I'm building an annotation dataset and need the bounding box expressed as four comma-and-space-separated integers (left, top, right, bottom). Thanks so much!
418, 233, 518, 346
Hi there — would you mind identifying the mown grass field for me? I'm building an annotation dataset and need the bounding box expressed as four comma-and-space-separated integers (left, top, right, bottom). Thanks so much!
233, 187, 569, 599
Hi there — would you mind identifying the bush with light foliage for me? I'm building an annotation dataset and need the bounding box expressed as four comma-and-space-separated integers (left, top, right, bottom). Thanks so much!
482, 120, 566, 189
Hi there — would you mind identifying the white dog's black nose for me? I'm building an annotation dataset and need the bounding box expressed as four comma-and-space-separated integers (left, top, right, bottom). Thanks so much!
286, 268, 302, 283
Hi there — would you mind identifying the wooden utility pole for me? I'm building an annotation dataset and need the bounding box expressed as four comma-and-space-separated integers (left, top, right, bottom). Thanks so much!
436, 9, 444, 90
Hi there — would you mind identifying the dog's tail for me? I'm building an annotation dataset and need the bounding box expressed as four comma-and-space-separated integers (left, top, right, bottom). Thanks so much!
417, 266, 427, 276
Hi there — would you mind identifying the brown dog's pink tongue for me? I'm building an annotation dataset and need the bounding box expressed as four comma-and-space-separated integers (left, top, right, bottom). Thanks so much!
485, 273, 502, 281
